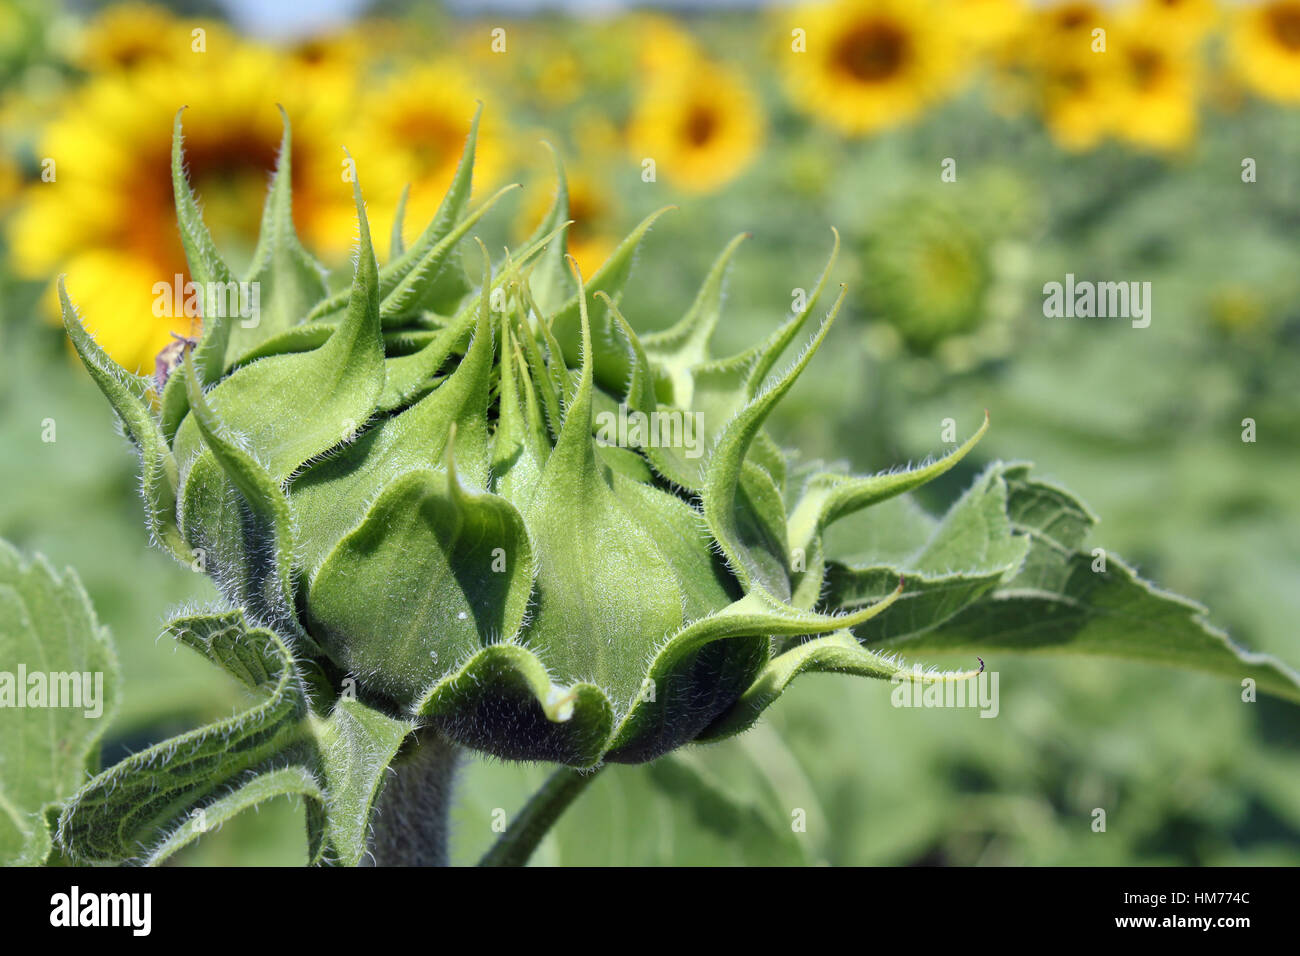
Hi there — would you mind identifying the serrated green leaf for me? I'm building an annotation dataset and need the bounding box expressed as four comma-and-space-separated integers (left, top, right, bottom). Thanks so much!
822, 464, 1030, 647
0, 542, 119, 866
862, 465, 1300, 703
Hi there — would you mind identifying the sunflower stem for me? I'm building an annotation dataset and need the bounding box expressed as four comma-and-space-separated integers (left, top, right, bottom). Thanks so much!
478, 764, 604, 867
369, 729, 461, 866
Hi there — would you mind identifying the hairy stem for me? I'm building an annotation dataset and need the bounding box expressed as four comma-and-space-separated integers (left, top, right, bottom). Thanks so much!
479, 764, 604, 867
369, 729, 461, 866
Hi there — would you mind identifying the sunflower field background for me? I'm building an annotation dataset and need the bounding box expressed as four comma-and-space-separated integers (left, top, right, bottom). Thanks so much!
1, 0, 1298, 866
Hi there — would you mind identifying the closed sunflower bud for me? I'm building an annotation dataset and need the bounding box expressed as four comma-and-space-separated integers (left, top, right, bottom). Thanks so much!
61, 108, 983, 793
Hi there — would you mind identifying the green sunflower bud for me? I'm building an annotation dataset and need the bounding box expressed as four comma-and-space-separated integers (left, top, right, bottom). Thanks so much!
56, 108, 1299, 866
63, 108, 968, 774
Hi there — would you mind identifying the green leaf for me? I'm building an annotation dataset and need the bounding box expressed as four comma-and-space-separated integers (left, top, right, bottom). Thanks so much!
57, 613, 312, 864
861, 465, 1300, 703
0, 542, 119, 866
822, 464, 1030, 648
642, 751, 809, 865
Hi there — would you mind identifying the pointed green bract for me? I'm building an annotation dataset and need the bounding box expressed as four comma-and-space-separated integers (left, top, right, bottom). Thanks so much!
788, 412, 990, 558
173, 171, 385, 483
699, 631, 981, 742
522, 279, 684, 708
60, 281, 188, 564
235, 105, 329, 357
703, 287, 845, 597
158, 109, 237, 440
313, 699, 415, 865
306, 464, 533, 702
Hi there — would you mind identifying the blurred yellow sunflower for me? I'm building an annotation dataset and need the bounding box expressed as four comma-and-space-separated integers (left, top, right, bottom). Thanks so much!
1038, 58, 1116, 150
1134, 0, 1220, 44
7, 46, 351, 374
279, 29, 369, 101
628, 59, 763, 193
535, 52, 583, 107
781, 0, 967, 136
1109, 18, 1199, 152
1229, 0, 1300, 103
345, 63, 508, 256
0, 152, 20, 213
285, 29, 367, 75
516, 167, 618, 280
1021, 2, 1116, 150
943, 0, 1028, 53
636, 12, 702, 79
74, 2, 230, 73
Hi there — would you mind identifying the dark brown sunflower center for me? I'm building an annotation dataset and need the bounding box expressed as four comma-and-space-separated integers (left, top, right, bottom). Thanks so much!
144, 131, 285, 273
834, 19, 909, 83
567, 194, 601, 243
393, 114, 459, 169
683, 105, 719, 147
1269, 4, 1300, 51
1127, 47, 1165, 89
